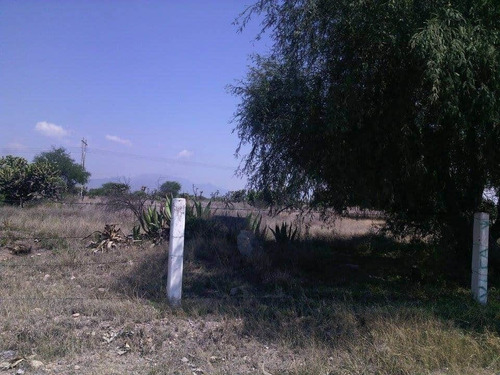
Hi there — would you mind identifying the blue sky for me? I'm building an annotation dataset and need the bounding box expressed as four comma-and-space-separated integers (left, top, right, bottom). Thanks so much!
0, 1, 269, 192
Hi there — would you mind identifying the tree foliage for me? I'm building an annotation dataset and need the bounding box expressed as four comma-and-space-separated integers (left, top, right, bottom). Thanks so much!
34, 147, 90, 192
233, 0, 500, 256
88, 182, 130, 197
159, 181, 181, 197
0, 156, 65, 206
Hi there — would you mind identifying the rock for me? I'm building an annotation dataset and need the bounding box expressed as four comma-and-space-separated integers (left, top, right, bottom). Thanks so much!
181, 357, 189, 363
230, 287, 239, 296
237, 230, 256, 257
43, 274, 50, 281
30, 360, 44, 369
74, 365, 81, 370
16, 369, 25, 375
116, 343, 131, 356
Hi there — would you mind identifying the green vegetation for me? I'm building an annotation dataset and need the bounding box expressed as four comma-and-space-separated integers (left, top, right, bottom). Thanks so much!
222, 189, 274, 208
270, 221, 299, 244
136, 196, 172, 242
158, 180, 181, 198
233, 0, 500, 268
33, 147, 90, 193
245, 212, 267, 239
0, 155, 64, 207
88, 182, 131, 197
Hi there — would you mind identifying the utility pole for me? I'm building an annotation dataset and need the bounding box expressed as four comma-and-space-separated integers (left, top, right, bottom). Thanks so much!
80, 138, 87, 200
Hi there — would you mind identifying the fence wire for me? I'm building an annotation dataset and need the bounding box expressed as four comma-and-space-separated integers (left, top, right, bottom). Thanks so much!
1, 197, 481, 218
0, 260, 131, 268
0, 297, 132, 303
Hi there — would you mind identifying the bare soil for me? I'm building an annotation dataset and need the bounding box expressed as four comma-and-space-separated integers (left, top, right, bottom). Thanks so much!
1, 202, 499, 375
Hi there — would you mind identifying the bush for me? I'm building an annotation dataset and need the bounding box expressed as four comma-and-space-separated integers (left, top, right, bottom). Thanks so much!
158, 181, 181, 198
88, 182, 130, 197
33, 147, 90, 193
0, 155, 65, 207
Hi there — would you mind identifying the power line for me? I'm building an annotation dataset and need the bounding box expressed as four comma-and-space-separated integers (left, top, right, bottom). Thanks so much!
0, 145, 237, 170
87, 147, 237, 170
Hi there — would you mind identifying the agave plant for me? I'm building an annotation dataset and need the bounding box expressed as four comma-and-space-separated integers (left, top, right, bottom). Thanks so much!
186, 197, 214, 219
245, 213, 267, 239
131, 225, 141, 241
89, 224, 126, 252
269, 222, 298, 244
137, 195, 172, 242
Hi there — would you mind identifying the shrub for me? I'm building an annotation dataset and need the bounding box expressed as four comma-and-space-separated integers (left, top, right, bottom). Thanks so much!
0, 155, 65, 207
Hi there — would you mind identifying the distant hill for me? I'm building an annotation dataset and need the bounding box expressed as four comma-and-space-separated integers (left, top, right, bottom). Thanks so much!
87, 173, 229, 197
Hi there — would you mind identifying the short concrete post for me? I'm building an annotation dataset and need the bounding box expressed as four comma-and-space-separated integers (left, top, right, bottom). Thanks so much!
471, 212, 489, 305
166, 198, 186, 307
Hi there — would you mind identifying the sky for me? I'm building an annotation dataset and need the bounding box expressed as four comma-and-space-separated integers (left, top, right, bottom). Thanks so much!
0, 0, 270, 192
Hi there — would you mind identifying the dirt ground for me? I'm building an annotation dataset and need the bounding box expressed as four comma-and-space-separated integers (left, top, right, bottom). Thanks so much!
1, 203, 499, 375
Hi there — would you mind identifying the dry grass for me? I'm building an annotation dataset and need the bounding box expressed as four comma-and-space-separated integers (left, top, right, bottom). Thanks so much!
0, 201, 499, 375
212, 202, 384, 241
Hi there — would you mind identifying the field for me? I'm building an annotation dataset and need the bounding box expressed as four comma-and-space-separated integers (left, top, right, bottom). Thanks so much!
1, 200, 499, 375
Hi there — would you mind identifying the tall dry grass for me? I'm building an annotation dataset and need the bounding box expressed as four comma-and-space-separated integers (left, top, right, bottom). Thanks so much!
0, 201, 499, 374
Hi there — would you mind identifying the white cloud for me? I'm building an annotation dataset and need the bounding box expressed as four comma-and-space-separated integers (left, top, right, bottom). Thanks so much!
176, 149, 193, 159
6, 142, 27, 151
105, 135, 132, 146
35, 121, 69, 138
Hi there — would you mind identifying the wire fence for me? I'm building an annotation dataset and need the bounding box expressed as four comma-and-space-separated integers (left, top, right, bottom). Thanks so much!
0, 295, 126, 304
0, 260, 131, 268
1, 146, 497, 309
0, 196, 386, 217
0, 194, 493, 253
0, 145, 498, 314
2, 196, 487, 218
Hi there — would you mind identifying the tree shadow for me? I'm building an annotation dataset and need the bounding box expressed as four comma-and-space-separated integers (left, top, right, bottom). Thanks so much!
113, 230, 500, 349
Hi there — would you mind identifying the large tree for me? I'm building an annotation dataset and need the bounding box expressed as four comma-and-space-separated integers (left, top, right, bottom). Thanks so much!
159, 181, 182, 197
0, 156, 65, 207
233, 0, 499, 263
34, 147, 90, 192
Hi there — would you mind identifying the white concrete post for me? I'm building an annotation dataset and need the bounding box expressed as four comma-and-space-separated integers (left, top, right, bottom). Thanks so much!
166, 198, 186, 307
471, 212, 489, 305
